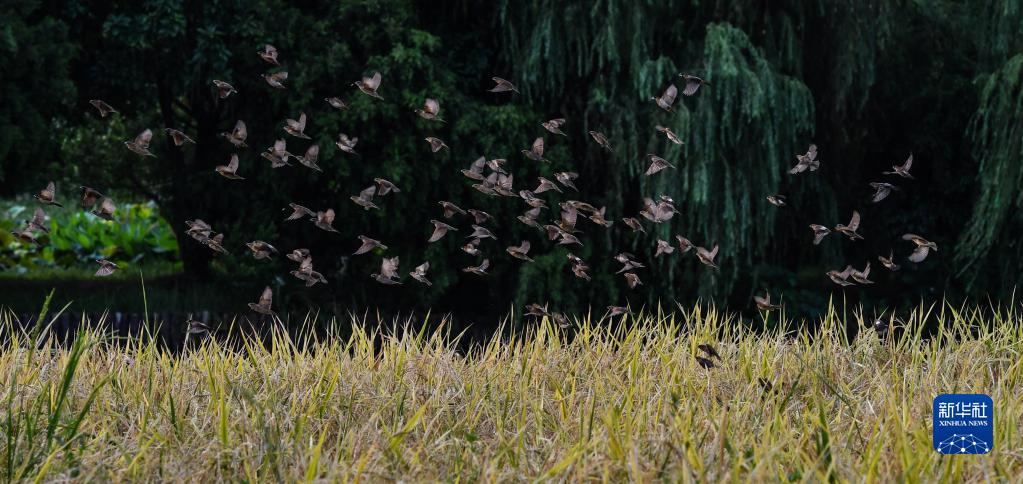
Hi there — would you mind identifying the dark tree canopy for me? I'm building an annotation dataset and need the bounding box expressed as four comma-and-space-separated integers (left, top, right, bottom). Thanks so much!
3, 0, 1022, 322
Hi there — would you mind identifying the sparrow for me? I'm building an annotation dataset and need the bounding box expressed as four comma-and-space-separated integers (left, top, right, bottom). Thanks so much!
554, 172, 579, 191
262, 139, 292, 168
297, 144, 322, 172
767, 195, 786, 207
827, 266, 856, 286
164, 128, 195, 146
652, 84, 678, 111
655, 125, 684, 145
354, 236, 387, 255
92, 198, 116, 221
283, 203, 314, 221
95, 259, 119, 277
439, 201, 466, 218
697, 343, 721, 360
754, 292, 782, 311
33, 182, 63, 207
534, 177, 562, 194
676, 235, 694, 253
221, 120, 248, 148
415, 98, 444, 122
623, 272, 642, 289
622, 217, 646, 234
645, 154, 675, 176
212, 80, 236, 99
248, 286, 276, 315
325, 97, 348, 110
850, 263, 874, 284
903, 234, 937, 263
655, 239, 675, 257
257, 44, 279, 65
835, 211, 864, 240
541, 118, 567, 136
410, 262, 432, 286
80, 186, 104, 209
284, 112, 311, 139
869, 182, 898, 203
262, 71, 288, 89
124, 129, 155, 157
678, 73, 709, 96
215, 154, 245, 180
463, 259, 490, 276
588, 130, 613, 152
506, 241, 534, 262
354, 72, 383, 100
25, 208, 49, 233
607, 306, 632, 317
371, 257, 402, 284
589, 207, 613, 227
884, 153, 914, 179
374, 178, 400, 196
488, 77, 519, 94
810, 224, 831, 245
312, 209, 339, 232
350, 186, 378, 210
521, 137, 548, 162
695, 244, 719, 269
428, 220, 457, 242
425, 137, 448, 152
468, 209, 491, 224
336, 133, 358, 154
789, 144, 819, 174
246, 241, 278, 260
878, 251, 901, 271
89, 99, 118, 117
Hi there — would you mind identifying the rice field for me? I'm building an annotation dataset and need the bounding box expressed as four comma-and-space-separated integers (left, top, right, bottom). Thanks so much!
1, 301, 1021, 482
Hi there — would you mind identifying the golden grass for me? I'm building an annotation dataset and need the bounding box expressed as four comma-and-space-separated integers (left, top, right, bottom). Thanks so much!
1, 301, 1022, 482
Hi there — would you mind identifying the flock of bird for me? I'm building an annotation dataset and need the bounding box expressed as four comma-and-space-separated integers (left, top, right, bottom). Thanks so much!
10, 43, 937, 345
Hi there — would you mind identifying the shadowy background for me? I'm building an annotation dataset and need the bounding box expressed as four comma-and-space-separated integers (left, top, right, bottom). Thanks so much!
1, 0, 1021, 331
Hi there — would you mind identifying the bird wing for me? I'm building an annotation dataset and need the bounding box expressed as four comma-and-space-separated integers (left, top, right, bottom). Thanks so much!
662, 84, 678, 105
136, 129, 153, 147
848, 211, 861, 230
425, 98, 440, 115
258, 287, 273, 308
366, 71, 381, 89
227, 154, 239, 171
234, 120, 247, 139
532, 137, 544, 156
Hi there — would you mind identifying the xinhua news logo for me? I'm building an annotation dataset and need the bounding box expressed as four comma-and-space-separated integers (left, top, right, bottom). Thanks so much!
933, 394, 993, 454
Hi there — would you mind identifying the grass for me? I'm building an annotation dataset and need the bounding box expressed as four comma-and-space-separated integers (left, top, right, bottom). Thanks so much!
0, 300, 1021, 481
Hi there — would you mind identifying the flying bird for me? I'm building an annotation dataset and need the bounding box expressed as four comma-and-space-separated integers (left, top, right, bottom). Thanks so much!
212, 80, 236, 99
374, 178, 400, 196
248, 286, 276, 315
541, 118, 567, 136
588, 131, 613, 152
645, 154, 676, 176
869, 182, 897, 203
257, 44, 279, 65
80, 186, 104, 209
261, 139, 292, 168
124, 129, 155, 157
89, 99, 118, 117
655, 239, 675, 257
809, 224, 831, 245
428, 220, 457, 242
468, 209, 491, 224
95, 259, 119, 277
372, 257, 402, 284
623, 272, 642, 289
284, 112, 311, 139
652, 84, 678, 111
26, 208, 49, 233
790, 144, 819, 174
767, 195, 786, 207
33, 182, 62, 207
246, 241, 278, 260
506, 241, 534, 262
695, 244, 719, 269
325, 97, 348, 110
415, 98, 444, 122
827, 266, 856, 286
884, 153, 914, 179
835, 211, 863, 240
312, 209, 339, 232
283, 203, 314, 221
878, 251, 901, 271
297, 144, 322, 172
215, 154, 245, 180
354, 236, 386, 255
425, 137, 448, 152
488, 77, 519, 93
221, 120, 248, 148
521, 137, 548, 162
754, 292, 782, 311
903, 234, 937, 263
622, 217, 646, 234
409, 262, 432, 286
164, 128, 195, 146
850, 263, 874, 284
92, 198, 116, 221
678, 73, 709, 96
655, 125, 684, 145
554, 171, 578, 191
354, 72, 383, 100
262, 71, 288, 89
463, 259, 490, 276
439, 201, 466, 218
336, 134, 358, 154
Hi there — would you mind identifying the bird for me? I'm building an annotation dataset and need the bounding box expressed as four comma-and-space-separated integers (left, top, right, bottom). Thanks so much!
869, 182, 898, 203
215, 154, 245, 180
622, 217, 646, 234
695, 356, 715, 369
248, 286, 276, 315
652, 84, 678, 111
409, 262, 432, 286
518, 207, 544, 229
10, 225, 41, 246
615, 253, 645, 273
754, 292, 782, 311
164, 128, 195, 146
697, 343, 721, 360
541, 118, 567, 136
878, 251, 901, 271
425, 137, 448, 152
291, 256, 327, 287
903, 234, 937, 263
461, 238, 481, 256
92, 198, 116, 221
679, 73, 709, 96
33, 182, 63, 207
186, 315, 210, 335
835, 211, 864, 240
354, 236, 386, 255
257, 44, 279, 65
554, 172, 579, 191
354, 72, 383, 100
428, 220, 457, 242
283, 203, 314, 221
202, 233, 229, 255
297, 144, 322, 172
95, 259, 119, 277
827, 266, 856, 286
374, 178, 400, 196
767, 195, 786, 207
676, 235, 694, 253
695, 244, 719, 269
461, 157, 487, 181
468, 209, 491, 224
588, 131, 613, 152
645, 154, 676, 176
25, 208, 48, 233
336, 134, 358, 154
488, 77, 519, 93
468, 225, 496, 240
850, 263, 874, 284
79, 186, 104, 209
623, 272, 642, 289
884, 153, 914, 179
89, 99, 117, 117
524, 303, 550, 318
286, 248, 310, 263
263, 71, 288, 89
534, 177, 562, 194
262, 139, 292, 168
124, 129, 155, 157
372, 257, 402, 284
518, 190, 546, 208
212, 80, 237, 99
521, 137, 547, 162
506, 241, 534, 262
312, 209, 339, 233
790, 144, 819, 174
415, 98, 444, 122
439, 201, 466, 218
349, 186, 378, 211
640, 197, 677, 223
463, 259, 490, 276
655, 239, 675, 257
246, 241, 278, 260
221, 120, 248, 148
607, 306, 632, 317
284, 112, 311, 139
589, 207, 613, 227
325, 97, 348, 110
655, 125, 684, 145
809, 224, 831, 245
